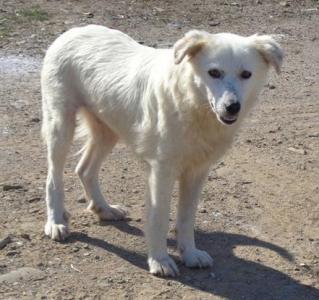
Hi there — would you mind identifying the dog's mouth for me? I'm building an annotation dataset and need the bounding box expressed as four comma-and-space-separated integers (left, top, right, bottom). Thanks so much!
219, 116, 237, 125
208, 101, 238, 125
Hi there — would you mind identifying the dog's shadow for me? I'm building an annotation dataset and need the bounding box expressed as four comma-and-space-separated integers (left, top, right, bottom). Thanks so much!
68, 221, 319, 300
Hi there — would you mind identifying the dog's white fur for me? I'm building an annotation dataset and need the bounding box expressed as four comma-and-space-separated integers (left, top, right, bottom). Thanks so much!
41, 25, 283, 277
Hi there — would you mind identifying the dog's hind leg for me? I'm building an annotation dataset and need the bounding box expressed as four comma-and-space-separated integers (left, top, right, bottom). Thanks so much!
43, 104, 76, 241
75, 110, 126, 221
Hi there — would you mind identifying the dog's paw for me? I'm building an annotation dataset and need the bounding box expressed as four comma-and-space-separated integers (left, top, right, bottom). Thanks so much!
181, 249, 213, 268
148, 256, 180, 277
45, 221, 69, 241
88, 202, 127, 221
45, 211, 70, 241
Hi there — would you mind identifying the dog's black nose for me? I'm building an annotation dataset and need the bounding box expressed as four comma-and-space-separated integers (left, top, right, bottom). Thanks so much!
225, 102, 241, 115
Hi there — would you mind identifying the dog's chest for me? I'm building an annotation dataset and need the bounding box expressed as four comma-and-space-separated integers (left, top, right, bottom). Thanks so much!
176, 114, 236, 168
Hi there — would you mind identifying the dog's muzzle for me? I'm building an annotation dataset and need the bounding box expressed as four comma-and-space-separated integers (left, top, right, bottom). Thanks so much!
218, 101, 241, 125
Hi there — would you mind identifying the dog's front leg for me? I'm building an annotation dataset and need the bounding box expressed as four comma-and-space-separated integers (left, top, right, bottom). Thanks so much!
146, 162, 179, 277
177, 166, 213, 268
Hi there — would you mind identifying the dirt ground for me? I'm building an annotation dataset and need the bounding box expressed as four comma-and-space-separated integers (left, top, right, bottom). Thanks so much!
0, 0, 319, 299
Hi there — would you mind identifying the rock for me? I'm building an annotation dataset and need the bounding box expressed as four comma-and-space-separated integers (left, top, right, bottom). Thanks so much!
168, 21, 182, 29
154, 7, 165, 13
71, 246, 80, 253
27, 197, 41, 203
30, 117, 40, 123
0, 267, 45, 283
199, 208, 207, 213
77, 197, 86, 203
209, 21, 220, 27
0, 235, 12, 250
299, 263, 310, 269
2, 184, 23, 191
280, 1, 290, 7
288, 147, 307, 155
6, 251, 19, 256
83, 12, 94, 18
301, 8, 318, 13
308, 133, 319, 138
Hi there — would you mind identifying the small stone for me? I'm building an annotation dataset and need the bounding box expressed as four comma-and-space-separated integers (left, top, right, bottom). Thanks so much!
16, 241, 24, 247
3, 184, 23, 191
168, 21, 182, 29
210, 272, 216, 279
268, 84, 276, 89
209, 21, 220, 27
0, 267, 45, 283
83, 252, 91, 257
83, 12, 94, 18
280, 1, 290, 7
77, 197, 86, 203
288, 147, 307, 155
135, 218, 142, 222
302, 278, 316, 286
154, 7, 165, 13
72, 246, 80, 253
308, 133, 319, 138
6, 251, 19, 256
30, 117, 40, 123
30, 208, 40, 214
299, 263, 310, 269
199, 208, 207, 213
27, 197, 41, 203
0, 236, 12, 250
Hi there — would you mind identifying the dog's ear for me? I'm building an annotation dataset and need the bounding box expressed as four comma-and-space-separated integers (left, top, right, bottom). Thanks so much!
251, 35, 284, 74
174, 30, 207, 64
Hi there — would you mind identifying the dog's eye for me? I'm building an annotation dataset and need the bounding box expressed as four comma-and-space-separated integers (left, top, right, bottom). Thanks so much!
208, 69, 222, 79
240, 70, 252, 79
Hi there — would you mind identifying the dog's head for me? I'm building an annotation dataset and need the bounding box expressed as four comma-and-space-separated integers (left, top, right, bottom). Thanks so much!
174, 30, 283, 125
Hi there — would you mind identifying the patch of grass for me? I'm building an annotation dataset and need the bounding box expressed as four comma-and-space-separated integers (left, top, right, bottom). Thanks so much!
0, 5, 49, 39
16, 5, 49, 22
0, 18, 12, 38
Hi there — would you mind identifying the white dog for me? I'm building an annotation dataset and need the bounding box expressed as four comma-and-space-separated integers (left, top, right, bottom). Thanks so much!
41, 25, 283, 277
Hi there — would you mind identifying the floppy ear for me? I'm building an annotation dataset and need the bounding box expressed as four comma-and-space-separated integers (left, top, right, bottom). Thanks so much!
174, 30, 207, 64
251, 35, 284, 74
